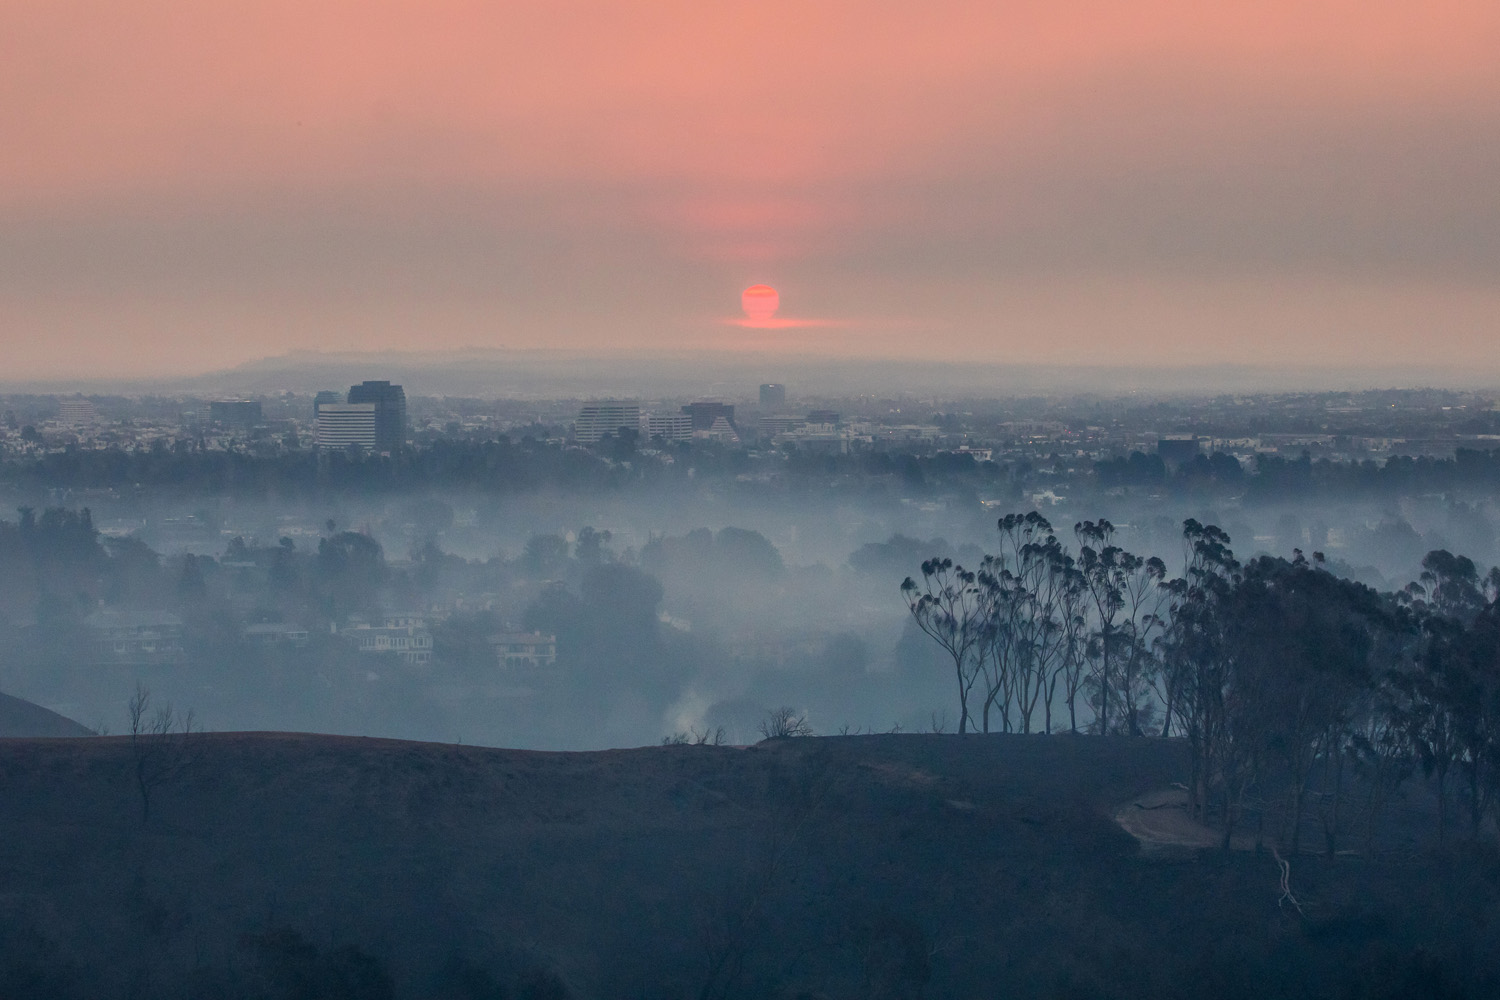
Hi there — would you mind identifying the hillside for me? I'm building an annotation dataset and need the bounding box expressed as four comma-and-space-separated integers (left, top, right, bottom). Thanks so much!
0, 692, 93, 738
0, 732, 1494, 999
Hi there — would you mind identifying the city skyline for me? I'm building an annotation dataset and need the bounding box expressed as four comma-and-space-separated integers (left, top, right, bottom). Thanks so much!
2, 2, 1497, 380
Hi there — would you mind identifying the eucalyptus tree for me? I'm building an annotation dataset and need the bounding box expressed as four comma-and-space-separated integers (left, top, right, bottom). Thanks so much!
973, 556, 1017, 734
1075, 519, 1154, 735
978, 513, 1070, 734
1159, 519, 1241, 825
1459, 601, 1500, 839
1015, 533, 1075, 734
1028, 537, 1077, 735
1388, 615, 1465, 844
1411, 549, 1490, 623
1114, 551, 1172, 736
1393, 591, 1500, 844
902, 558, 988, 734
1388, 550, 1500, 844
1227, 552, 1387, 853
1348, 677, 1414, 855
1052, 558, 1091, 733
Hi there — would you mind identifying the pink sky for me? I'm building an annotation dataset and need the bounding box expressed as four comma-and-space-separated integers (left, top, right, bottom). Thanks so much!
2, 2, 1498, 379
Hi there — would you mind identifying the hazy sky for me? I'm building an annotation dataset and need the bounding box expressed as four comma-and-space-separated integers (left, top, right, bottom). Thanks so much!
3, 2, 1498, 379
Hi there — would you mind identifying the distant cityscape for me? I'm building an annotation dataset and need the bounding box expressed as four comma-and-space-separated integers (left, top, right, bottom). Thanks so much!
8, 374, 1500, 748
12, 379, 1500, 468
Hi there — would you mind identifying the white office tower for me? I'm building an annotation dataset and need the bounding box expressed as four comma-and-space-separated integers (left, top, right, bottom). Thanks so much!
315, 403, 378, 449
575, 400, 641, 443
58, 399, 98, 426
643, 413, 694, 442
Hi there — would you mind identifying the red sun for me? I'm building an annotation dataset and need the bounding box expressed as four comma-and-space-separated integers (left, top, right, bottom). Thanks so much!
741, 284, 779, 321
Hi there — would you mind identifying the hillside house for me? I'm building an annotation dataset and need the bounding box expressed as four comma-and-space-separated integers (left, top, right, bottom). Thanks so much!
85, 610, 185, 665
340, 622, 433, 665
488, 631, 557, 669
242, 623, 311, 647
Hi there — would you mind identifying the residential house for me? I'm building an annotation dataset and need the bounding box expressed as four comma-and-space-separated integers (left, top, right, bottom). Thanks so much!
340, 621, 433, 665
85, 610, 185, 664
488, 631, 557, 669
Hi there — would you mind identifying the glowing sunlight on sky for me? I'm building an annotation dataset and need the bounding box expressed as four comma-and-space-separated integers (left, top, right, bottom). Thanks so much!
1, 2, 1498, 378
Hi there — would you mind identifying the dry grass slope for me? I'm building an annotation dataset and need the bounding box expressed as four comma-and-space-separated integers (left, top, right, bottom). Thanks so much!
0, 731, 1494, 1000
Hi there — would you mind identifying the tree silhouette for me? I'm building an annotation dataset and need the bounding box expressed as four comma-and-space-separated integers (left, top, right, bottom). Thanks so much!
902, 559, 987, 734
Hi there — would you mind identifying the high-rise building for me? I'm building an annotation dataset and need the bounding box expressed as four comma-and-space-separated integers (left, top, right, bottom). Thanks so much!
682, 401, 735, 431
643, 412, 694, 442
209, 400, 263, 430
315, 403, 378, 449
346, 381, 406, 452
759, 415, 804, 436
575, 400, 641, 443
313, 391, 343, 418
759, 384, 786, 406
57, 399, 97, 427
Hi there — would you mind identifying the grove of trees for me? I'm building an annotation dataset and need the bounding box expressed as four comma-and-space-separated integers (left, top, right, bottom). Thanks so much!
904, 512, 1500, 851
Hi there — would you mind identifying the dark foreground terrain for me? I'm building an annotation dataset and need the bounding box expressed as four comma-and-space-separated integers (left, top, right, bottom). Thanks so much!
0, 732, 1495, 999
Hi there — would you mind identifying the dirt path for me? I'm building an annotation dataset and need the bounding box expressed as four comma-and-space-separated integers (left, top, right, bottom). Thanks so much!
1114, 787, 1256, 852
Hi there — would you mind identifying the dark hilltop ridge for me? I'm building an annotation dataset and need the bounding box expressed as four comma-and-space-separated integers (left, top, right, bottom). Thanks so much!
0, 732, 1495, 1000
0, 691, 93, 738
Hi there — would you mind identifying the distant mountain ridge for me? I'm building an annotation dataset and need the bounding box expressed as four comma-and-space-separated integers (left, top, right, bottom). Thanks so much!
5, 347, 1491, 398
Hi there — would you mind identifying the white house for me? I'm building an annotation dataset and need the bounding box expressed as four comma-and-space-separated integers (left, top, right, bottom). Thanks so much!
488, 631, 557, 669
243, 623, 311, 647
340, 622, 433, 665
85, 610, 185, 664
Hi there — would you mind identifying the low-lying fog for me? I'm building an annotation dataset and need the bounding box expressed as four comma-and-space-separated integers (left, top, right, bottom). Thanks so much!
2, 479, 1491, 751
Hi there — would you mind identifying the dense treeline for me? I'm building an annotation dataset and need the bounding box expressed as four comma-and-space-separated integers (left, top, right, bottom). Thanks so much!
1097, 446, 1500, 499
0, 506, 696, 742
0, 437, 966, 498
12, 435, 1500, 502
0, 504, 435, 628
0, 437, 641, 497
0, 506, 914, 747
0, 437, 1003, 500
905, 513, 1500, 851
